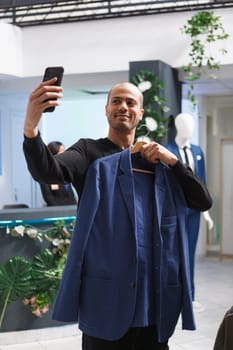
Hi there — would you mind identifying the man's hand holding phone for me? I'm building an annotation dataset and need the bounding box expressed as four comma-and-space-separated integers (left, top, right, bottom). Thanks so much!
24, 67, 64, 138
42, 66, 64, 113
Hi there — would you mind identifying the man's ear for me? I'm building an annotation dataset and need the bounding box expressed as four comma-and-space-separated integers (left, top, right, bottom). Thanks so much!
139, 109, 144, 120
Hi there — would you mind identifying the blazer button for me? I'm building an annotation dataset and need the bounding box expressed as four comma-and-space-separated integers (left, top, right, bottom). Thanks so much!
130, 282, 136, 288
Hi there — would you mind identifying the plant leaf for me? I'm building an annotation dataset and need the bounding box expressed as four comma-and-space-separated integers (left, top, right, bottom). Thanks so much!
0, 256, 32, 304
0, 256, 33, 328
31, 249, 61, 291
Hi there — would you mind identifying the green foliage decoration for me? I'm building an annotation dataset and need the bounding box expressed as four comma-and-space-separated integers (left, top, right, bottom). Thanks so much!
0, 219, 75, 327
131, 69, 170, 143
181, 11, 229, 107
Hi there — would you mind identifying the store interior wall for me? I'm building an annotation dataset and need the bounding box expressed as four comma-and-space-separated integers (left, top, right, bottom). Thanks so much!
1, 8, 233, 256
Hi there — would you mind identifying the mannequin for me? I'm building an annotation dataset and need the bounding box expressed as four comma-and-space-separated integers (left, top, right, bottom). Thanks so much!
165, 113, 213, 303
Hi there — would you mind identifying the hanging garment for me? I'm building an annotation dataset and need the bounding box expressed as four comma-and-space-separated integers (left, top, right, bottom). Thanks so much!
52, 148, 195, 342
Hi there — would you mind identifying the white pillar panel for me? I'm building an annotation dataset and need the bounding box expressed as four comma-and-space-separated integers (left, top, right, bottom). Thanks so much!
220, 139, 233, 257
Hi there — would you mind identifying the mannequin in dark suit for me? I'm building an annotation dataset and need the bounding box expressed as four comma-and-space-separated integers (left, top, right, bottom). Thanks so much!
165, 113, 213, 304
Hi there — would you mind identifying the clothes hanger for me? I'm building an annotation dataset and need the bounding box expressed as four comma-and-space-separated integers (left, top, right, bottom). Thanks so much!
131, 141, 147, 154
132, 167, 154, 175
131, 141, 154, 175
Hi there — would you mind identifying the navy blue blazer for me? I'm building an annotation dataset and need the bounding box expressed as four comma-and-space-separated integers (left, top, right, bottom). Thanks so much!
52, 148, 195, 342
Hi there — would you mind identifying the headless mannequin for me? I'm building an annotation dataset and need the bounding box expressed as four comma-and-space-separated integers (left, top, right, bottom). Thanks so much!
166, 113, 213, 302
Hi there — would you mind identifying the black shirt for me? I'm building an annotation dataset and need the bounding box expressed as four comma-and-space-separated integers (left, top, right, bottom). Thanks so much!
23, 133, 212, 211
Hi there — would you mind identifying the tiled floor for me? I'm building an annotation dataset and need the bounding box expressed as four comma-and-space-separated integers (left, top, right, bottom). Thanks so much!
0, 256, 232, 350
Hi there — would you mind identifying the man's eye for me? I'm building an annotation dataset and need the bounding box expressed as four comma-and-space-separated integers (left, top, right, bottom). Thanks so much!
127, 101, 134, 106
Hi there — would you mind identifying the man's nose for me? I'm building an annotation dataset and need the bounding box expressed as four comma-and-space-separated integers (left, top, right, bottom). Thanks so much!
119, 101, 127, 111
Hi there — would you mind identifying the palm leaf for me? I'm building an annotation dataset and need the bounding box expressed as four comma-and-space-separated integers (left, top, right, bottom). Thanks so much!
0, 256, 32, 328
31, 249, 61, 291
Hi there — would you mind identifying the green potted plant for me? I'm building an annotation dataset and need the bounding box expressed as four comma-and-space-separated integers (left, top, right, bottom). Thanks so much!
181, 11, 229, 107
0, 220, 74, 329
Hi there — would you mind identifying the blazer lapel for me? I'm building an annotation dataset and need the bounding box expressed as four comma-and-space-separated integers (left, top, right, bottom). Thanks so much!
154, 164, 166, 227
118, 149, 136, 230
117, 151, 166, 231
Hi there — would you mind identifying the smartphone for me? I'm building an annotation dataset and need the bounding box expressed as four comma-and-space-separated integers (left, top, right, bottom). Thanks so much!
42, 66, 64, 113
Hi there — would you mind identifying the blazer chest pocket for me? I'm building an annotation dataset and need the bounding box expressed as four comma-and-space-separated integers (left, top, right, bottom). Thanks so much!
161, 215, 181, 286
161, 215, 177, 226
161, 216, 177, 252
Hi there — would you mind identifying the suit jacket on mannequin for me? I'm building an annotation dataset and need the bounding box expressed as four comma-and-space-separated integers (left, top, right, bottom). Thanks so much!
165, 140, 206, 300
164, 141, 206, 184
52, 148, 195, 342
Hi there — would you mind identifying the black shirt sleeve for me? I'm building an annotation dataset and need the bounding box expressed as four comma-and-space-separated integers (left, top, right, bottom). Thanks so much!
171, 160, 212, 211
23, 132, 120, 197
23, 132, 87, 196
23, 132, 68, 183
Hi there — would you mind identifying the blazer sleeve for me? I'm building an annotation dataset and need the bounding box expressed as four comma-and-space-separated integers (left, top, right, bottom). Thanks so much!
52, 163, 100, 322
